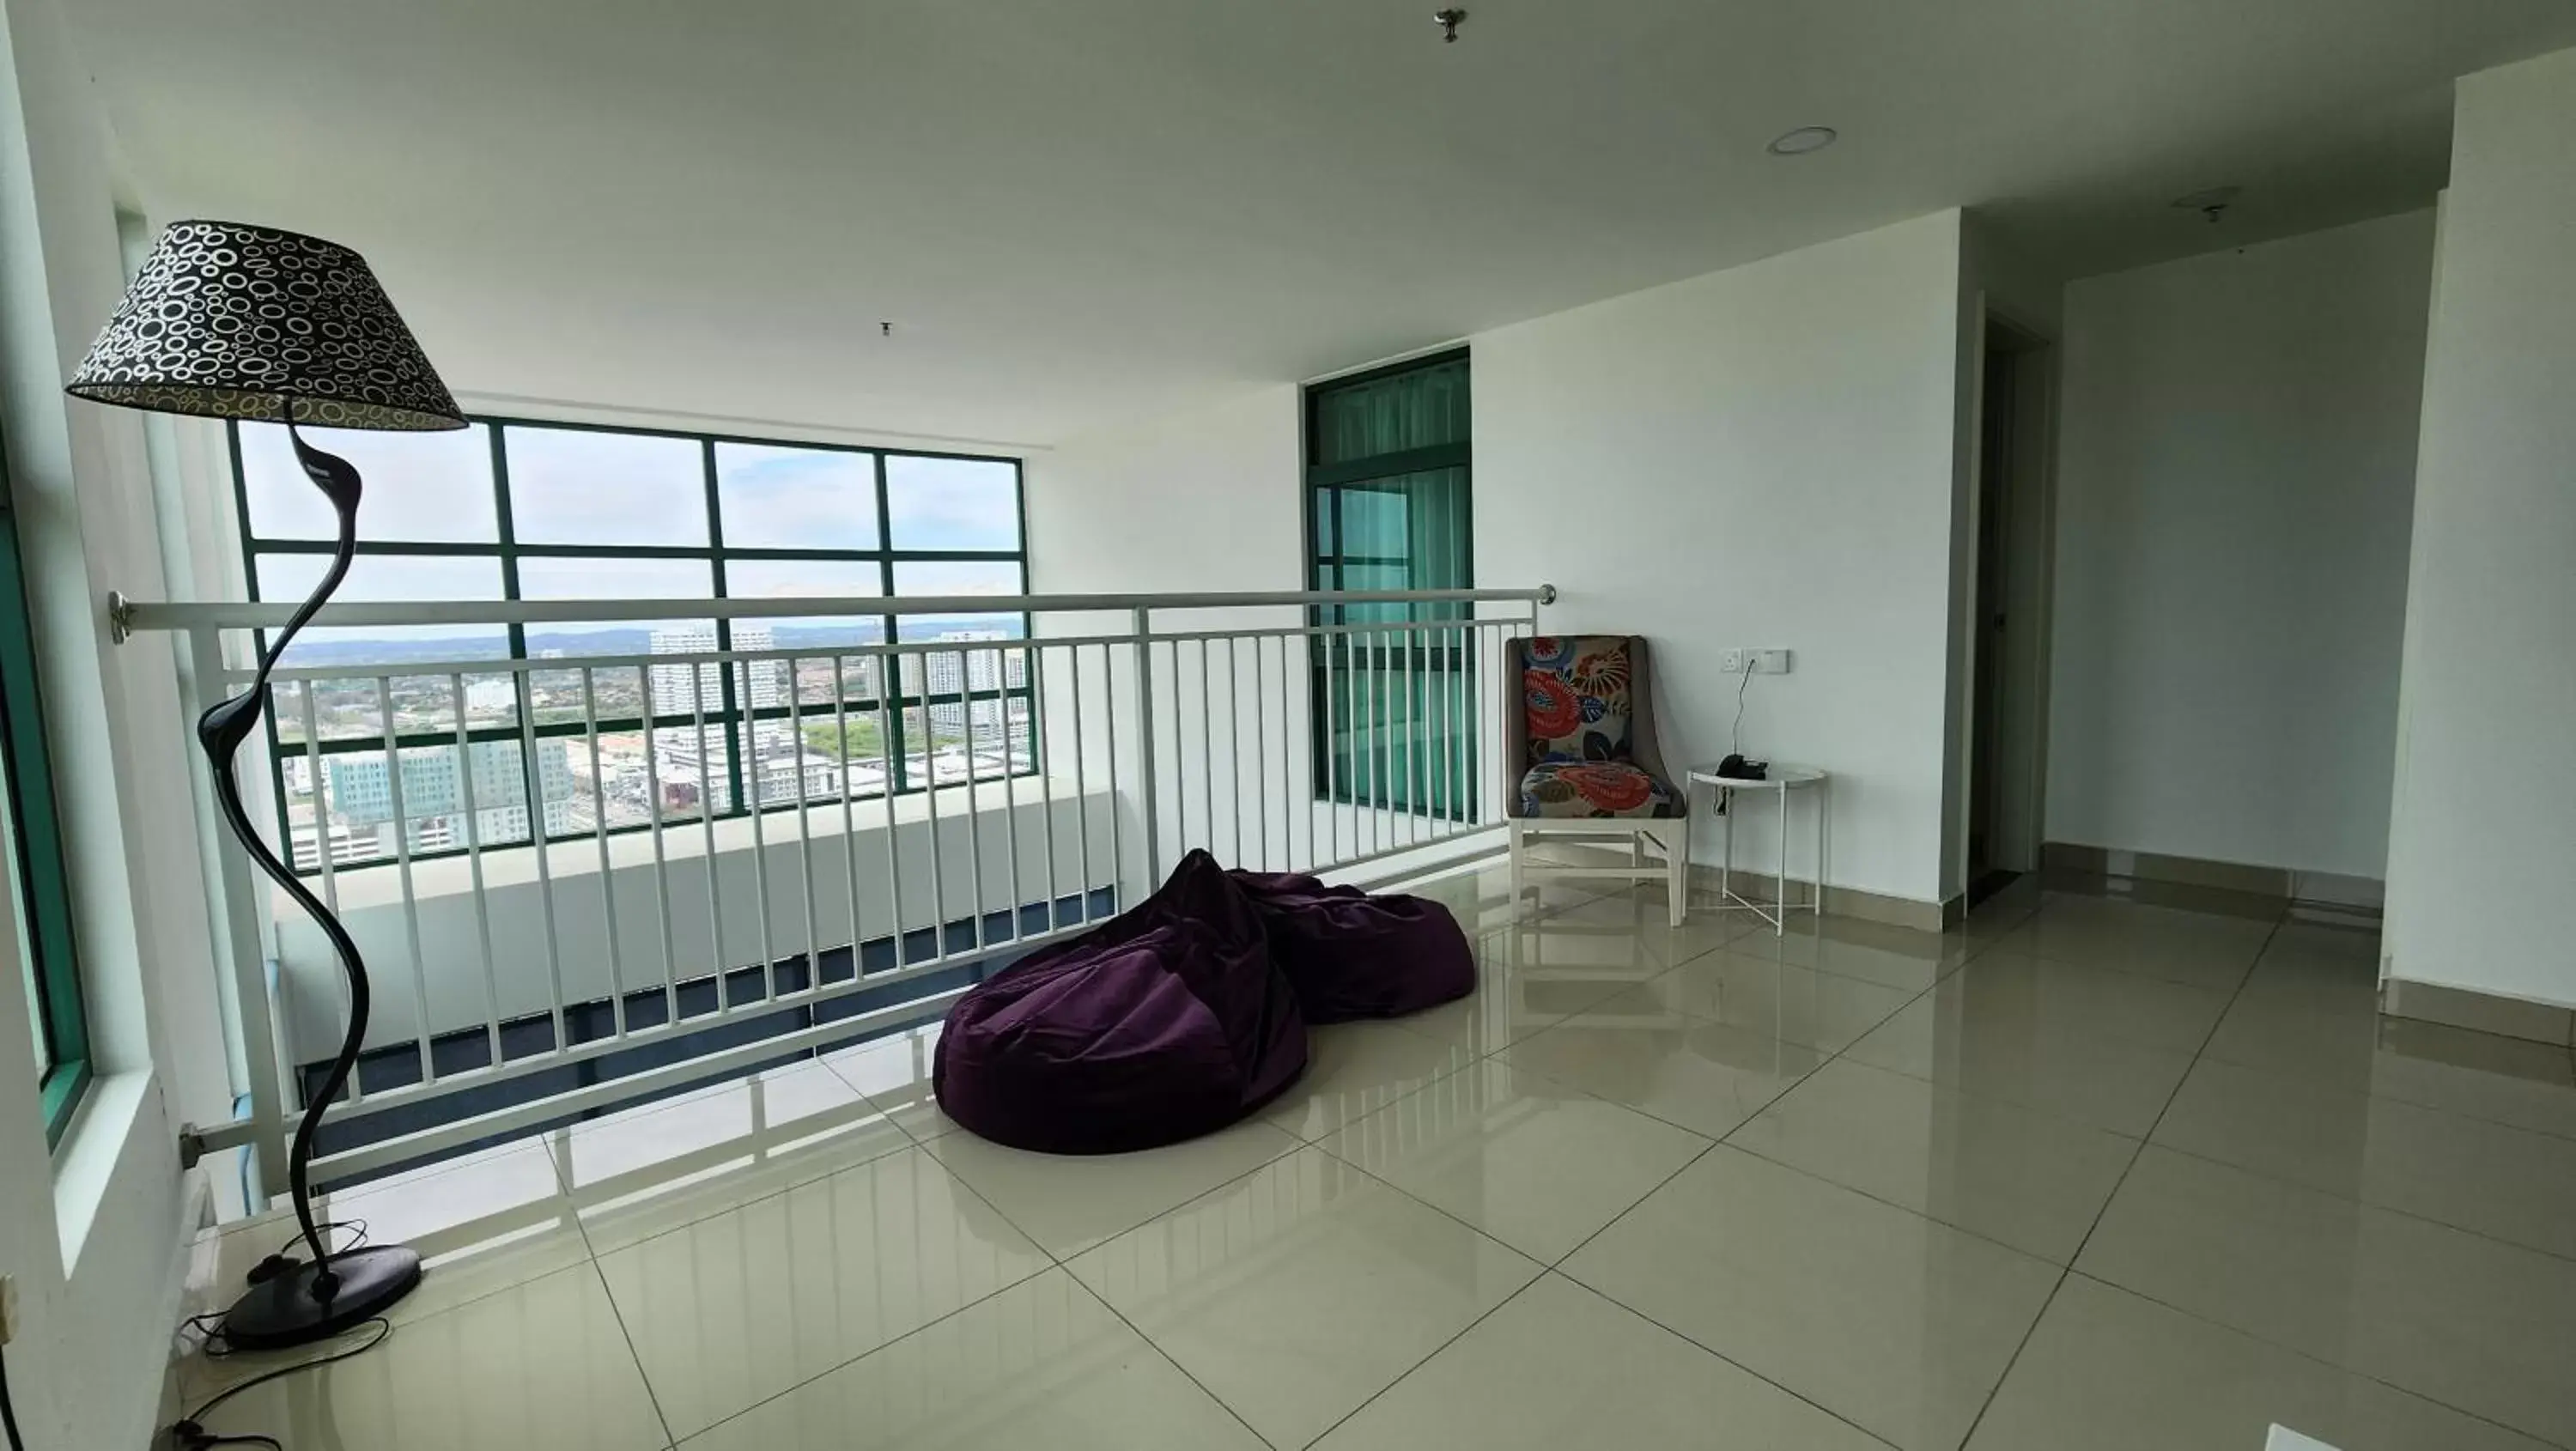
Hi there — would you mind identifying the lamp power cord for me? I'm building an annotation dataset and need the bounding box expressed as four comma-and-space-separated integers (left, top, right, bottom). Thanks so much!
168, 1317, 392, 1451
2, 1339, 26, 1451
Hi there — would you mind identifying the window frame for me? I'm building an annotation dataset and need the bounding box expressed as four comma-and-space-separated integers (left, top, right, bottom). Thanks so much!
229, 414, 1032, 877
1, 427, 91, 1148
1301, 349, 1474, 819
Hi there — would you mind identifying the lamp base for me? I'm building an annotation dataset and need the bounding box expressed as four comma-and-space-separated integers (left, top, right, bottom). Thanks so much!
220, 1246, 423, 1351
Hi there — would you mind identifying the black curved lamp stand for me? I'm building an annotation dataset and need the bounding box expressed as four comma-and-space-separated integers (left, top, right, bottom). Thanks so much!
208, 422, 422, 1348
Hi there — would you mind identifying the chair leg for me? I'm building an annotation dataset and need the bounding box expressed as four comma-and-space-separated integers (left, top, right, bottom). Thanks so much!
1664, 823, 1686, 927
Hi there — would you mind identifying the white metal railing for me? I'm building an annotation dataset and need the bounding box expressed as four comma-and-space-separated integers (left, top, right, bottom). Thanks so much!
125, 586, 1548, 1194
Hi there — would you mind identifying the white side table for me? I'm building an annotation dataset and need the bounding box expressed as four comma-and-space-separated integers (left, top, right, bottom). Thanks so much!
1684, 763, 1829, 934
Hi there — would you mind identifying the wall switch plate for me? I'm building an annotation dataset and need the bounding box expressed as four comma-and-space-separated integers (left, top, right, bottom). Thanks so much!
1719, 648, 1747, 674
1, 1272, 18, 1345
1752, 648, 1793, 675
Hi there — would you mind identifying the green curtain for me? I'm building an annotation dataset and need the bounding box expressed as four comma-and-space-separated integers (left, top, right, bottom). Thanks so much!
1307, 355, 1473, 819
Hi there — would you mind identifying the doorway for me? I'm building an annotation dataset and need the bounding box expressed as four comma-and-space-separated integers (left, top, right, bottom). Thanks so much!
1966, 314, 2054, 907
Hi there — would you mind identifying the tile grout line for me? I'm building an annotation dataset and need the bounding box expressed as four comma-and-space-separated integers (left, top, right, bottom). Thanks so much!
536, 1122, 685, 1451
1949, 910, 2286, 1449
1413, 891, 2047, 1448
1510, 1266, 1910, 1451
653, 1163, 1157, 1449
558, 1093, 1066, 1449
2043, 1263, 2576, 1451
933, 1145, 1279, 1450
2131, 1133, 2576, 1270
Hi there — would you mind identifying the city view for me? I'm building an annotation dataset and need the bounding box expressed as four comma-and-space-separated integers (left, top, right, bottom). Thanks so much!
234, 416, 1034, 872
283, 619, 1036, 871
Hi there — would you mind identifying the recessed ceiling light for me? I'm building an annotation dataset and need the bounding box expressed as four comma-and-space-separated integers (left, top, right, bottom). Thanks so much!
1767, 126, 1838, 156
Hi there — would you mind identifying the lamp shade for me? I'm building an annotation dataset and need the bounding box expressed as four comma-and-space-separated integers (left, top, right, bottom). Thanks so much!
66, 220, 465, 432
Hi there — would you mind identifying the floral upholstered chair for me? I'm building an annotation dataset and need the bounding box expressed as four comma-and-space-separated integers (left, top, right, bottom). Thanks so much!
1504, 635, 1689, 926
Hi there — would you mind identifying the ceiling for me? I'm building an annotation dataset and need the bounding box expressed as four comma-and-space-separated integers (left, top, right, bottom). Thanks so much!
66, 0, 2576, 448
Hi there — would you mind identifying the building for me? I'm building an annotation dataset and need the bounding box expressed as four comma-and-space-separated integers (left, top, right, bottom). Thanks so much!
648, 622, 785, 718
917, 629, 1010, 743
320, 738, 576, 857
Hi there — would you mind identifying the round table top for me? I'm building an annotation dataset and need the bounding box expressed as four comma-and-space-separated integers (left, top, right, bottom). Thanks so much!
1686, 762, 1827, 788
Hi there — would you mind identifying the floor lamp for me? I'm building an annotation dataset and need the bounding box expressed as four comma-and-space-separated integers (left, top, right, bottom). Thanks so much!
67, 220, 467, 1349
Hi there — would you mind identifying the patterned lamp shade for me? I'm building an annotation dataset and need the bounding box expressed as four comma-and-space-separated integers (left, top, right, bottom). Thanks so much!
66, 220, 465, 432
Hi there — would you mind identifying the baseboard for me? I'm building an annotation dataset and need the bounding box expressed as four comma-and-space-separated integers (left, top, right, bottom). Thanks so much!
2382, 977, 2576, 1047
1512, 840, 1949, 933
2041, 842, 2384, 916
1678, 861, 1948, 933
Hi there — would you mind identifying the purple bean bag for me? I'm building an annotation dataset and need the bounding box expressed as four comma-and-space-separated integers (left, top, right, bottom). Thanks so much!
933, 850, 1307, 1155
1228, 869, 1478, 1024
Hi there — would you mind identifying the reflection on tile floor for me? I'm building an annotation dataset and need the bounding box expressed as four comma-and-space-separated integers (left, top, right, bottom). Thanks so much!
179, 865, 2576, 1451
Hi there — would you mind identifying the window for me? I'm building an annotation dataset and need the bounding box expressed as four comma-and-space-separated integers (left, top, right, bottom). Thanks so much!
1304, 350, 1473, 817
2, 430, 88, 1146
232, 417, 1028, 872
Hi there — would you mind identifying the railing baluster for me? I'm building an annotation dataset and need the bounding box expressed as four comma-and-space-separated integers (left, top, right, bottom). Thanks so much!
1199, 636, 1215, 863
1321, 619, 1339, 869
635, 668, 677, 1028
1071, 644, 1091, 926
997, 645, 1024, 943
1226, 637, 1243, 869
1364, 625, 1380, 859
872, 659, 902, 972
1251, 635, 1267, 871
1437, 622, 1455, 837
690, 665, 726, 1013
737, 657, 779, 1005
1407, 619, 1424, 847
1169, 640, 1186, 859
515, 671, 568, 1053
784, 655, 818, 984
832, 657, 863, 976
920, 648, 949, 962
1103, 641, 1123, 913
1030, 643, 1056, 934
200, 628, 284, 1199
1486, 621, 1504, 825
957, 647, 988, 952
374, 677, 435, 1089
295, 683, 356, 1104
579, 667, 629, 1042
1275, 634, 1292, 871
447, 673, 505, 1068
1129, 610, 1158, 884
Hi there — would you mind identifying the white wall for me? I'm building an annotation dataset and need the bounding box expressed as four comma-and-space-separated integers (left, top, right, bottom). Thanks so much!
1024, 217, 1978, 907
2385, 47, 2576, 1008
0, 1, 224, 1445
1477, 212, 1971, 905
2046, 210, 2434, 883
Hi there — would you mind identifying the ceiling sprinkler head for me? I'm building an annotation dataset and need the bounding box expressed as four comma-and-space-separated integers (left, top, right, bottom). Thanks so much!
2171, 185, 2242, 223
1435, 8, 1466, 42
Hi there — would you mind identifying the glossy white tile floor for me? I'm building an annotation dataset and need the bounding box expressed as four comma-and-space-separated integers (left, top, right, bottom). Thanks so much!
175, 868, 2576, 1450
